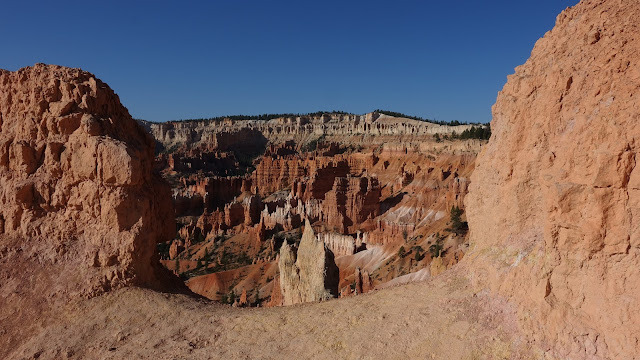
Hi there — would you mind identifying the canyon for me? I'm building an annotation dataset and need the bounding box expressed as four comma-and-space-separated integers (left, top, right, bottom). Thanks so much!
1, 0, 639, 359
145, 109, 482, 306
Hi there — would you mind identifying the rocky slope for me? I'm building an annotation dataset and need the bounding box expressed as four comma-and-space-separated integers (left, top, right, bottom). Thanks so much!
466, 0, 640, 358
0, 64, 179, 357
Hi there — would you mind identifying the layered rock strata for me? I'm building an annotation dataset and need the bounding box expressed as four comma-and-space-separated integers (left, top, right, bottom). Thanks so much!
166, 140, 477, 303
142, 112, 479, 151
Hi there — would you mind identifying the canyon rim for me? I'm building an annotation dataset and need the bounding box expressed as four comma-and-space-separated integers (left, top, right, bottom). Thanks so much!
1, 0, 639, 359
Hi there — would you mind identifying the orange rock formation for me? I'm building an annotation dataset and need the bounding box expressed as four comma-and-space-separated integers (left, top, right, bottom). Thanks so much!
0, 64, 179, 355
467, 1, 640, 358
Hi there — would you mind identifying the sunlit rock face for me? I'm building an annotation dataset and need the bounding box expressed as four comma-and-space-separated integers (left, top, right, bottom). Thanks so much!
0, 64, 175, 300
279, 220, 339, 305
466, 1, 640, 358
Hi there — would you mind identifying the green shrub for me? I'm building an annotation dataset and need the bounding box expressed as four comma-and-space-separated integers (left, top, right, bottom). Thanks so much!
398, 246, 406, 258
429, 234, 444, 258
450, 206, 468, 234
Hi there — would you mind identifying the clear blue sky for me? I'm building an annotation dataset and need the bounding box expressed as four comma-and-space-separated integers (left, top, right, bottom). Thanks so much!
1, 0, 578, 123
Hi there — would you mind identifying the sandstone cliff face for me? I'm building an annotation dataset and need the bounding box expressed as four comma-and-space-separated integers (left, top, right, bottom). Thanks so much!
247, 149, 382, 235
466, 1, 640, 358
279, 220, 339, 305
143, 112, 478, 152
0, 64, 175, 298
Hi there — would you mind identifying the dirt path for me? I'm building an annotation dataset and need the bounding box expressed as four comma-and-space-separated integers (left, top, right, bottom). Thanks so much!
10, 269, 539, 359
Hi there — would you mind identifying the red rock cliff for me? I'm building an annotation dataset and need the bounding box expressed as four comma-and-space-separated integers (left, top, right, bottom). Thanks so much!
466, 1, 640, 358
0, 64, 175, 299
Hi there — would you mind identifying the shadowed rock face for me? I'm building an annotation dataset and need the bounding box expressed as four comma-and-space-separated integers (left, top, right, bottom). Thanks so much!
0, 64, 176, 299
279, 219, 339, 305
466, 0, 640, 358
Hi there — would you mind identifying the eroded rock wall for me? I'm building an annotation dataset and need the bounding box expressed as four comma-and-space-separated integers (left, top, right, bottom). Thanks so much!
143, 112, 479, 152
0, 64, 175, 298
466, 1, 640, 358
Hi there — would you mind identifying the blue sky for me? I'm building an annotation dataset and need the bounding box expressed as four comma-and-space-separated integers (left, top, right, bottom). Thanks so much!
1, 0, 578, 123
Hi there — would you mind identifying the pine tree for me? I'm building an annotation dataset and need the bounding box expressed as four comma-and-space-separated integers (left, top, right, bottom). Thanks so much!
450, 205, 467, 234
398, 246, 406, 258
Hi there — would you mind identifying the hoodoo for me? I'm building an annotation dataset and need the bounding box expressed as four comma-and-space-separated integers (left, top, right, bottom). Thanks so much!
5, 1, 640, 357
466, 0, 640, 358
279, 219, 340, 305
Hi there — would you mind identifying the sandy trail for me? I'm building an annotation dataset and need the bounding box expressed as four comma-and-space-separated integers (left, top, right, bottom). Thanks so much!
11, 268, 538, 360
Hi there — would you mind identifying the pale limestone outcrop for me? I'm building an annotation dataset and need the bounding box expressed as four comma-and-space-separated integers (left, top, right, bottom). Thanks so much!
278, 219, 339, 305
141, 112, 480, 152
466, 1, 640, 358
317, 232, 366, 256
